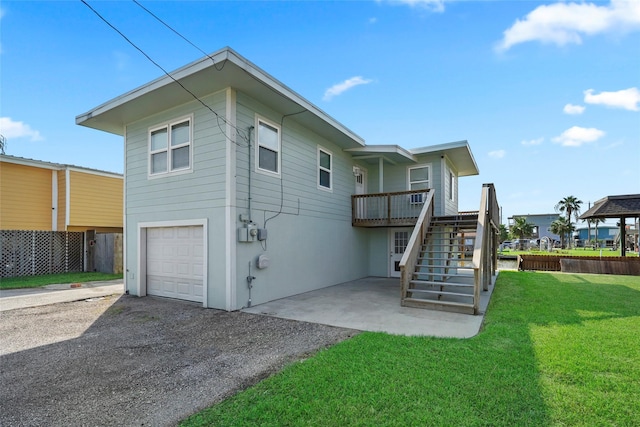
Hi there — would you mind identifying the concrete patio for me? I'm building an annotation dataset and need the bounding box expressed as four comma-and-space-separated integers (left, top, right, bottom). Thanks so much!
243, 276, 497, 338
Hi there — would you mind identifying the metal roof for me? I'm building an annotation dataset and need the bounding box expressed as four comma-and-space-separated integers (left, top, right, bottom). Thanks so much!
0, 154, 123, 177
579, 194, 640, 219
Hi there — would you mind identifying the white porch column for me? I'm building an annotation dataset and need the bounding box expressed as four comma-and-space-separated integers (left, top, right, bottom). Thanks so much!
379, 157, 384, 192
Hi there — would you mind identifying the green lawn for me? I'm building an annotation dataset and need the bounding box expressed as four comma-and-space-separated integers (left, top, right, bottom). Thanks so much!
0, 272, 123, 290
182, 271, 640, 426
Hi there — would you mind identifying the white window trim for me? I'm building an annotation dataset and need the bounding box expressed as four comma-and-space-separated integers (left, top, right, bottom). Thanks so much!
255, 115, 281, 178
317, 145, 333, 192
407, 163, 431, 190
148, 115, 194, 179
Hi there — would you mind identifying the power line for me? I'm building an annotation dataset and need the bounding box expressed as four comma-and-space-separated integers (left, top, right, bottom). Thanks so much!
132, 0, 225, 72
80, 0, 247, 145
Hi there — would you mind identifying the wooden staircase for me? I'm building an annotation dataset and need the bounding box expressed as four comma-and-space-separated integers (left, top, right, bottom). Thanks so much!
402, 214, 479, 314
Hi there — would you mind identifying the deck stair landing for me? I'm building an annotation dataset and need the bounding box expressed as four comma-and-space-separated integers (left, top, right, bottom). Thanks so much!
402, 214, 479, 314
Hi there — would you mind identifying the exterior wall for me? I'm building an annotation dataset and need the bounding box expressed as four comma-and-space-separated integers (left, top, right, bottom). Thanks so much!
232, 92, 370, 309
123, 90, 231, 309
442, 156, 458, 215
68, 170, 123, 231
0, 162, 52, 230
367, 228, 389, 277
510, 214, 560, 240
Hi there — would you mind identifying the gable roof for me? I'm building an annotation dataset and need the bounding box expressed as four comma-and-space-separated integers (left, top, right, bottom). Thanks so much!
76, 47, 365, 150
579, 194, 640, 219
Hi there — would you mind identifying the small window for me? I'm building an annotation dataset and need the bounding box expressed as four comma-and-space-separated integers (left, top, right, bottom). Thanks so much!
149, 117, 192, 176
449, 171, 455, 201
256, 118, 280, 176
408, 165, 430, 190
318, 146, 332, 191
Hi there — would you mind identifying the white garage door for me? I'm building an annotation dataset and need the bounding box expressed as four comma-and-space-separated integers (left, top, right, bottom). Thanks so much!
146, 226, 204, 303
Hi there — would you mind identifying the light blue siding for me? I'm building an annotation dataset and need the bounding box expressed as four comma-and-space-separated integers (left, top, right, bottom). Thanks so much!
123, 91, 231, 308
232, 92, 369, 309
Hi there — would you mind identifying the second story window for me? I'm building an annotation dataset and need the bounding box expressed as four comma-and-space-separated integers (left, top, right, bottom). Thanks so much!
256, 117, 280, 176
149, 117, 192, 176
408, 165, 430, 190
318, 146, 332, 191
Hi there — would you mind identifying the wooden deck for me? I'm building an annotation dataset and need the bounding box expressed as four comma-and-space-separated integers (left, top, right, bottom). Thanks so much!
351, 189, 431, 227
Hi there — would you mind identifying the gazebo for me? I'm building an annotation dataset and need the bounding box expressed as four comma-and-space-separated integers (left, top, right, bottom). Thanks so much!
579, 194, 640, 256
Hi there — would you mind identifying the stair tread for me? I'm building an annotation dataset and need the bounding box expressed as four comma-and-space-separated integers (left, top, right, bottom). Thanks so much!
409, 280, 474, 287
413, 272, 474, 278
406, 288, 473, 296
403, 297, 474, 308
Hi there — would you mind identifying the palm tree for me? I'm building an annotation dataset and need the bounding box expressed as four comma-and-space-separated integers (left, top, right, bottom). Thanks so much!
555, 196, 583, 248
550, 217, 575, 249
510, 217, 534, 250
583, 217, 604, 247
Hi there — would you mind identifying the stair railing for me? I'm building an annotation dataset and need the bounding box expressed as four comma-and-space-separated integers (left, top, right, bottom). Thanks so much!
472, 183, 499, 313
399, 190, 435, 300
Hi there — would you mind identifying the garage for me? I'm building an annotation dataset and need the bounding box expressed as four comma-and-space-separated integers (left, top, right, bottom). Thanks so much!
146, 225, 204, 303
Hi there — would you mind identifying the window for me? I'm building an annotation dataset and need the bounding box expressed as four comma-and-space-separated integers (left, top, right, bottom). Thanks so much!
449, 171, 455, 201
408, 165, 430, 190
317, 146, 332, 191
256, 117, 280, 176
149, 117, 192, 176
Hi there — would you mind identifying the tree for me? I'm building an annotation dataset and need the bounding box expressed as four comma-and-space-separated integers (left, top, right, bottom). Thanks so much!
583, 217, 604, 247
510, 217, 534, 250
550, 217, 575, 249
498, 224, 509, 243
555, 196, 583, 248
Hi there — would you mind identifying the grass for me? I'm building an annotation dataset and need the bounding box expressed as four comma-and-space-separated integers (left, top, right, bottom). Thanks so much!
0, 272, 123, 290
182, 271, 640, 426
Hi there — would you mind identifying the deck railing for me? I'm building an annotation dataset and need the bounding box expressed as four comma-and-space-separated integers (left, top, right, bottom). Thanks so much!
352, 189, 432, 227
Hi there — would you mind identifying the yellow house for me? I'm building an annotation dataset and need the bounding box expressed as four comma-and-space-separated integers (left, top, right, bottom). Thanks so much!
0, 155, 123, 232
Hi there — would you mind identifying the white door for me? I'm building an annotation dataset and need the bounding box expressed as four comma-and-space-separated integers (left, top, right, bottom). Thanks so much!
389, 228, 411, 278
146, 226, 204, 303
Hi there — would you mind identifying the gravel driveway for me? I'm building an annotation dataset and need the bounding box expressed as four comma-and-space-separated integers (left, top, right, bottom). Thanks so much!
0, 294, 357, 426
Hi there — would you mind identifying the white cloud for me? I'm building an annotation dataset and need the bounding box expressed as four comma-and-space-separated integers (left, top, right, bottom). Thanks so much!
553, 126, 605, 147
488, 149, 506, 159
496, 0, 640, 52
584, 87, 640, 111
563, 104, 585, 115
323, 76, 373, 101
369, 17, 378, 24
0, 117, 43, 141
522, 137, 544, 146
390, 0, 446, 13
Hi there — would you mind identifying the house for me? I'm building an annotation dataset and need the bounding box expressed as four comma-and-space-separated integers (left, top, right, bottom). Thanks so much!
0, 155, 123, 276
573, 225, 625, 248
508, 213, 561, 242
76, 47, 498, 314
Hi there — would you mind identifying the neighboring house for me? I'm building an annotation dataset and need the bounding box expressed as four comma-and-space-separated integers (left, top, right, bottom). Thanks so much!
0, 155, 123, 275
1, 155, 123, 232
574, 225, 635, 248
508, 213, 561, 242
76, 47, 497, 313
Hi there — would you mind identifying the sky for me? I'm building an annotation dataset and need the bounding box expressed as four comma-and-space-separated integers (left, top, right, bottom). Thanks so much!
1, 0, 639, 225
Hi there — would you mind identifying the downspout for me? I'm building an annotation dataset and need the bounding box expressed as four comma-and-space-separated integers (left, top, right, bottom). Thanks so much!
247, 126, 254, 222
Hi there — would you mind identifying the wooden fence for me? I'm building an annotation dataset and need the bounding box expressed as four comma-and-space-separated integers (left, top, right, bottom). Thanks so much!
517, 254, 640, 275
